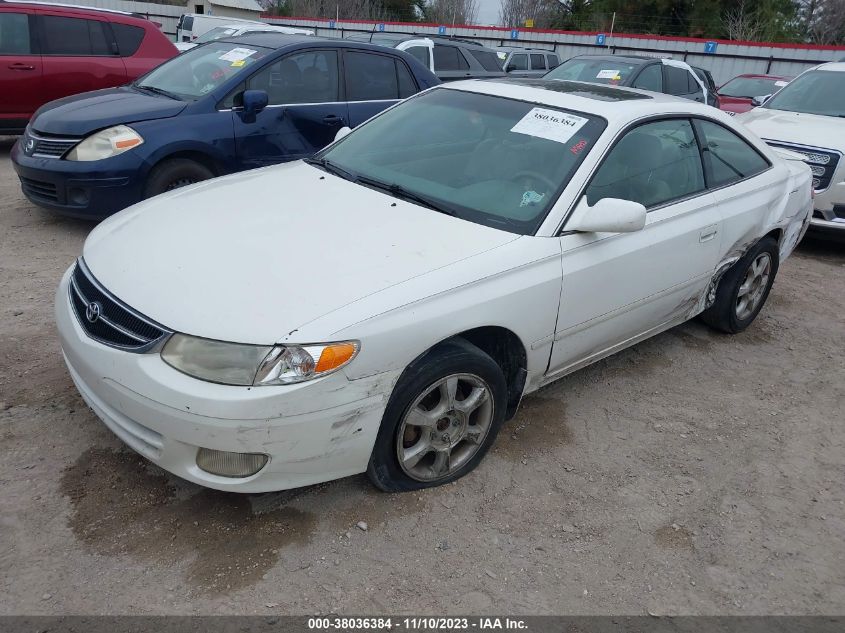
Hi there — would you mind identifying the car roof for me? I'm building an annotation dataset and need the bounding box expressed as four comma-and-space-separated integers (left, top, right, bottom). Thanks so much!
220, 33, 425, 55
569, 54, 656, 65
444, 78, 717, 119
817, 62, 845, 72
1, 0, 150, 21
219, 32, 330, 48
494, 46, 556, 54
731, 73, 790, 80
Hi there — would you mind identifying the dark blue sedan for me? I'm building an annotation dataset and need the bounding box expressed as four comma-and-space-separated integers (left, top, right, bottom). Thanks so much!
12, 34, 439, 219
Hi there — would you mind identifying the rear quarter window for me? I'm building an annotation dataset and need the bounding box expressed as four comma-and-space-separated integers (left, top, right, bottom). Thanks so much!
111, 22, 145, 56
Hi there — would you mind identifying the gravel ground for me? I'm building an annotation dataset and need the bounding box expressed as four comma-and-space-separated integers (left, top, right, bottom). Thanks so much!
1, 136, 843, 616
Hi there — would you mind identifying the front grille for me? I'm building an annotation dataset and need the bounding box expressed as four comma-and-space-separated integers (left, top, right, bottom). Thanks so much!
27, 131, 80, 158
765, 140, 841, 192
19, 176, 58, 202
69, 260, 170, 352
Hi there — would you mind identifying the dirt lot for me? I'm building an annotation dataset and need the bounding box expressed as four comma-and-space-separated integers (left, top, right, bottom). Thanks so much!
1, 135, 843, 616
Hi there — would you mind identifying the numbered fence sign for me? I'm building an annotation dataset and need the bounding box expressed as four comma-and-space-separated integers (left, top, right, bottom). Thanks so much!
377, 23, 385, 32
596, 33, 606, 46
704, 41, 718, 54
438, 25, 446, 35
510, 29, 519, 40
328, 20, 336, 29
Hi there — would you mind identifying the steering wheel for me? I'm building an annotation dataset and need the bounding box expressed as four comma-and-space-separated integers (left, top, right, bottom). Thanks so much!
510, 171, 557, 193
193, 62, 224, 92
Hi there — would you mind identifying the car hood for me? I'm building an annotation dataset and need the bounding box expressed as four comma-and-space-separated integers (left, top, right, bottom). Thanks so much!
82, 162, 519, 344
31, 87, 187, 136
738, 107, 845, 150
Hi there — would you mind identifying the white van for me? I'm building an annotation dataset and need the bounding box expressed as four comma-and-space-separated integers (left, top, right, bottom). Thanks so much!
175, 22, 314, 51
176, 14, 278, 44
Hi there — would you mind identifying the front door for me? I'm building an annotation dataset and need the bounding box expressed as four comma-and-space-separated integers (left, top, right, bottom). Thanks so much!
547, 118, 722, 377
232, 49, 347, 169
0, 8, 42, 130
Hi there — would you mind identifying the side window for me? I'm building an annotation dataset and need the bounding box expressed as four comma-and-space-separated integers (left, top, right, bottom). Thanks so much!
247, 50, 338, 105
345, 51, 398, 101
546, 53, 559, 69
111, 23, 145, 57
694, 119, 770, 188
468, 49, 502, 71
664, 65, 691, 95
433, 44, 468, 71
0, 13, 31, 54
41, 16, 111, 56
632, 64, 662, 92
586, 119, 705, 209
404, 45, 429, 69
395, 59, 418, 98
507, 54, 528, 71
529, 53, 545, 70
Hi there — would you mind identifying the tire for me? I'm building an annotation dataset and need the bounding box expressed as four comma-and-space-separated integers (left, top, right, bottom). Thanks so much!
367, 338, 508, 492
701, 236, 779, 334
144, 158, 214, 199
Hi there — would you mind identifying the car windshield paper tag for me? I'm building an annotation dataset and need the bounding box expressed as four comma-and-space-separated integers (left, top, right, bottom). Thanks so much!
596, 69, 620, 79
219, 48, 256, 62
511, 108, 588, 145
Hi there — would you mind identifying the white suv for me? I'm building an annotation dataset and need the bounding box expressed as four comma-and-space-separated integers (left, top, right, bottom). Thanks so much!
739, 62, 845, 239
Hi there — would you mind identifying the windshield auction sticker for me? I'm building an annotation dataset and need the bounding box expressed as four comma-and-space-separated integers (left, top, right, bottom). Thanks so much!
511, 108, 588, 145
218, 47, 257, 63
596, 69, 620, 79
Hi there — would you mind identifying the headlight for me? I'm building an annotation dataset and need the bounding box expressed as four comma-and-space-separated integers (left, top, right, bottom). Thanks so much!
66, 125, 144, 161
161, 334, 358, 386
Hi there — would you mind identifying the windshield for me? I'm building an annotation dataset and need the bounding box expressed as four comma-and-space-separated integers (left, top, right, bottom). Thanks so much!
545, 58, 639, 85
719, 76, 787, 98
764, 70, 844, 117
194, 26, 240, 44
319, 88, 606, 235
136, 41, 271, 100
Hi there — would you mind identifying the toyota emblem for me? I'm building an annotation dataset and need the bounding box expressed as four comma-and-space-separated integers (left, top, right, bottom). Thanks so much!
85, 301, 102, 323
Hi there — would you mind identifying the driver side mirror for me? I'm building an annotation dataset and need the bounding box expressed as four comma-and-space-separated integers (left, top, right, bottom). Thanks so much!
751, 94, 772, 107
240, 89, 268, 123
567, 197, 647, 233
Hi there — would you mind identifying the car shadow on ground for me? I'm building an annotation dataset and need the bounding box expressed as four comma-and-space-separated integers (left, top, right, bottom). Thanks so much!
797, 234, 844, 261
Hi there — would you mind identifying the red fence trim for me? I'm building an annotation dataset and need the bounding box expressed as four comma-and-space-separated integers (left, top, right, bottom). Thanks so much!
261, 14, 845, 52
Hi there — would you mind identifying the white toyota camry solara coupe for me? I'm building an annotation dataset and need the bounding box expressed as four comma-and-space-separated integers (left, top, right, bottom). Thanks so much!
56, 79, 813, 493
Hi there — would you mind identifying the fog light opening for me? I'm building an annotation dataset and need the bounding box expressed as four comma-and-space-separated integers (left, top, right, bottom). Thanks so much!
196, 448, 268, 478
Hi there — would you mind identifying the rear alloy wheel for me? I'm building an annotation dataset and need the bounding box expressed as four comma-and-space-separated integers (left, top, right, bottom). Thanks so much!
368, 338, 507, 492
701, 236, 779, 333
144, 158, 214, 199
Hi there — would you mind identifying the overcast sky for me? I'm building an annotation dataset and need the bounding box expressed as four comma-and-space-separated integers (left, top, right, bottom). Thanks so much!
475, 0, 501, 26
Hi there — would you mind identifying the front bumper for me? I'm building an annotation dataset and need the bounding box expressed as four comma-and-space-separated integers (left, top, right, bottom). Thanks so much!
55, 267, 398, 492
12, 141, 147, 220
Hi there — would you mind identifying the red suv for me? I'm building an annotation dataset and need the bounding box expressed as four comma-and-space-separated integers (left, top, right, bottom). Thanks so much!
0, 1, 177, 134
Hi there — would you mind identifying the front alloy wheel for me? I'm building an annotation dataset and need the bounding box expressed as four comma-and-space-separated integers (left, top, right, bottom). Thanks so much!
367, 338, 508, 492
397, 373, 494, 482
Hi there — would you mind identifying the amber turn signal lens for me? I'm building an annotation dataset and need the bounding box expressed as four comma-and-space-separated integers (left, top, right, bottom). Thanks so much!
315, 342, 358, 373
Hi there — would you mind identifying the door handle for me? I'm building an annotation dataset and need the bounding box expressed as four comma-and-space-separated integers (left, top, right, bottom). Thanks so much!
699, 225, 718, 243
322, 114, 344, 125
8, 63, 35, 71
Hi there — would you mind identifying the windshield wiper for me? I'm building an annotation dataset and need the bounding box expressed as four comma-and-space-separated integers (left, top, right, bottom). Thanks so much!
303, 157, 359, 183
356, 175, 458, 217
134, 84, 182, 100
